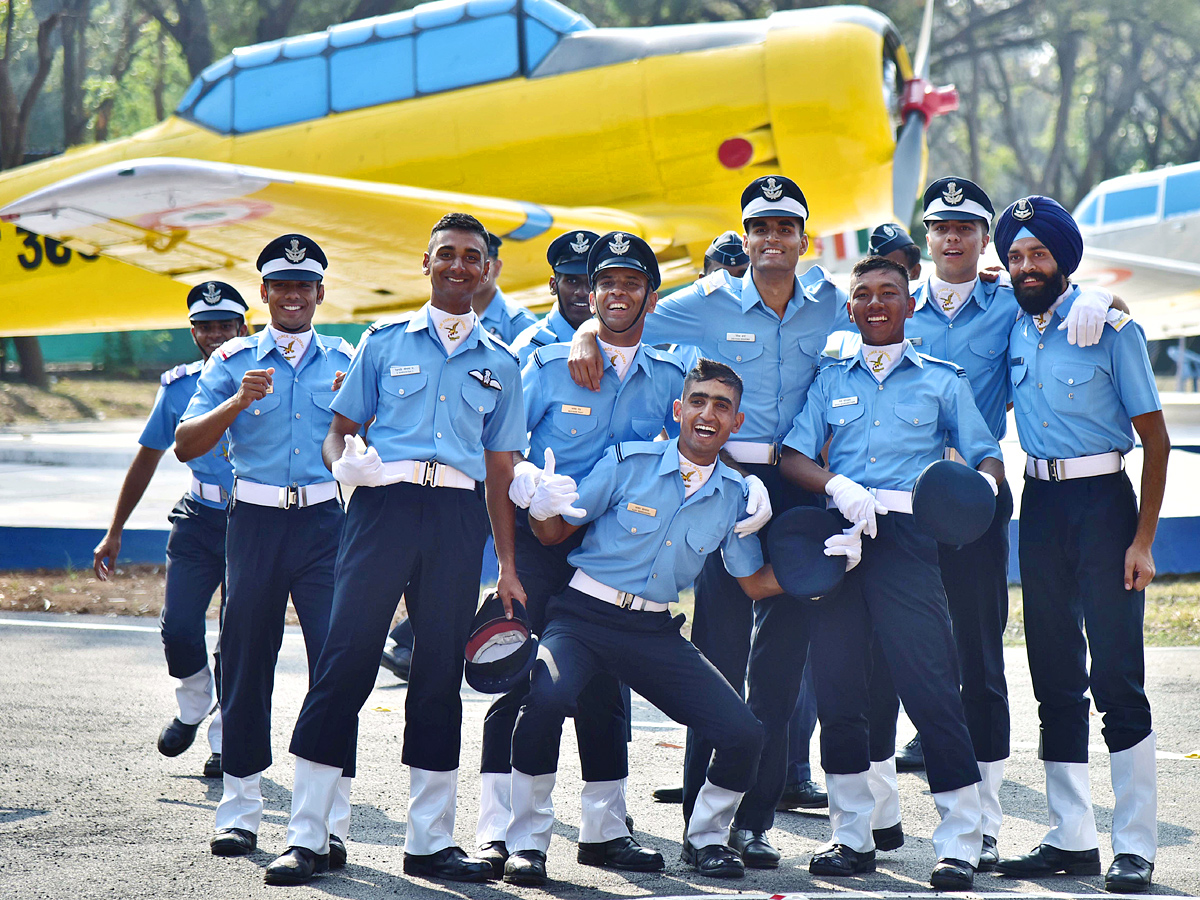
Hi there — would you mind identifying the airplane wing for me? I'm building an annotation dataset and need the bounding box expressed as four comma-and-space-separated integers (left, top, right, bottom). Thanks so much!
0, 158, 717, 336
1075, 247, 1200, 340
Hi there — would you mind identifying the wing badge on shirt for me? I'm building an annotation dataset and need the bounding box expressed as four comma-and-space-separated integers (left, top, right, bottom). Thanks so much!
468, 368, 503, 390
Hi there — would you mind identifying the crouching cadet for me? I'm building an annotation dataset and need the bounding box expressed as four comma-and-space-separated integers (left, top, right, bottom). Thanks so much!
503, 359, 779, 885
780, 256, 1005, 890
991, 196, 1168, 893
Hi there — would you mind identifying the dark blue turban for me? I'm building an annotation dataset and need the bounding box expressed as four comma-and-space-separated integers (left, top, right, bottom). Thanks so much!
994, 195, 1083, 276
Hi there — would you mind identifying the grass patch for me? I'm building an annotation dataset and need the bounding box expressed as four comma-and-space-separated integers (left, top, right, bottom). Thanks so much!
0, 374, 159, 426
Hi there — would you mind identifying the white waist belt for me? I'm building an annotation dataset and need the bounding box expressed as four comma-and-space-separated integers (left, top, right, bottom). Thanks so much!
1025, 451, 1123, 482
190, 476, 227, 504
870, 488, 913, 515
724, 441, 778, 465
234, 479, 337, 508
380, 459, 475, 490
570, 570, 669, 613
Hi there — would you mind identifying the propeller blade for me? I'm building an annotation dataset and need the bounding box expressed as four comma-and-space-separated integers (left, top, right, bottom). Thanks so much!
913, 0, 935, 79
892, 111, 925, 223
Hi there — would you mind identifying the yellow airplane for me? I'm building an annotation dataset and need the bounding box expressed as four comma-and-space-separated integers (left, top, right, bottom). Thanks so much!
0, 0, 956, 336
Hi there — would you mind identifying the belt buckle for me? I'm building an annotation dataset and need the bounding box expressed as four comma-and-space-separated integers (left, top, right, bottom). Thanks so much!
421, 462, 439, 487
767, 443, 779, 466
281, 486, 299, 508
1047, 459, 1062, 482
616, 590, 636, 609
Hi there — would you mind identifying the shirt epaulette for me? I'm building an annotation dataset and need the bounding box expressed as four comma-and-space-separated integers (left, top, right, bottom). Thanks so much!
918, 352, 967, 376
318, 334, 355, 358
160, 363, 190, 386
614, 440, 660, 463
529, 328, 553, 348
216, 335, 256, 361
699, 270, 729, 296
532, 343, 571, 368
366, 318, 404, 335
1106, 308, 1134, 332
642, 344, 687, 372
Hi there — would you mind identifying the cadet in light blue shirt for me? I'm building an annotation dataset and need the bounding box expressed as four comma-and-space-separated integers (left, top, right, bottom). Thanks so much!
473, 232, 537, 343
992, 196, 1168, 891
93, 281, 247, 782
502, 360, 781, 884
510, 230, 599, 364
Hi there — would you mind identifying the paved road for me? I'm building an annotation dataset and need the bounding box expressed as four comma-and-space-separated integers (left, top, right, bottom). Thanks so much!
0, 613, 1196, 899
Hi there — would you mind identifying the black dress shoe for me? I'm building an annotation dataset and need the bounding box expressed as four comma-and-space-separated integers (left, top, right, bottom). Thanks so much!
896, 734, 925, 771
931, 857, 975, 890
329, 835, 347, 869
978, 834, 999, 872
873, 822, 904, 851
210, 828, 256, 856
158, 717, 200, 757
809, 844, 877, 876
202, 753, 222, 778
681, 841, 745, 878
403, 846, 495, 882
996, 843, 1101, 876
503, 849, 548, 885
777, 779, 828, 810
380, 643, 412, 681
578, 835, 664, 871
728, 829, 781, 868
652, 785, 683, 803
476, 841, 508, 879
1106, 853, 1154, 893
264, 846, 329, 885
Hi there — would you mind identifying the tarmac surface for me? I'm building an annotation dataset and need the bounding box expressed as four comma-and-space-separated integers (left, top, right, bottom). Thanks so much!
0, 613, 1197, 900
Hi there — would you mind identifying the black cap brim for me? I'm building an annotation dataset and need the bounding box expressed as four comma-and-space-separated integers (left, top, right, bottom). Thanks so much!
551, 259, 589, 275
189, 309, 245, 322
263, 269, 322, 282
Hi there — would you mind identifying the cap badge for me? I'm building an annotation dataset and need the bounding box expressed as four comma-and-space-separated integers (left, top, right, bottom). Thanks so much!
942, 181, 964, 205
284, 238, 307, 263
883, 225, 896, 237
202, 282, 222, 305
570, 233, 591, 254
609, 233, 630, 255
762, 177, 784, 201
1013, 198, 1035, 221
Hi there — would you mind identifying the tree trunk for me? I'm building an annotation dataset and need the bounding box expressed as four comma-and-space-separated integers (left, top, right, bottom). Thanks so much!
12, 337, 48, 388
60, 0, 92, 147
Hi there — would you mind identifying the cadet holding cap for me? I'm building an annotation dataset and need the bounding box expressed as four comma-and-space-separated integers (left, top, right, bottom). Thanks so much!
268, 213, 528, 886
472, 231, 538, 342
93, 282, 248, 779
992, 196, 1168, 893
510, 230, 600, 365
474, 231, 683, 878
174, 235, 355, 863
780, 255, 1004, 891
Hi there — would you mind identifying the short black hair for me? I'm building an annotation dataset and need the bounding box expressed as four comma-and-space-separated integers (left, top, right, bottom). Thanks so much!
899, 243, 921, 270
429, 213, 489, 251
850, 255, 911, 288
684, 357, 743, 405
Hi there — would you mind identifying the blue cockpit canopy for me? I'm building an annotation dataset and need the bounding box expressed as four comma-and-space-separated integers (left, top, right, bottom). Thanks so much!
175, 0, 593, 135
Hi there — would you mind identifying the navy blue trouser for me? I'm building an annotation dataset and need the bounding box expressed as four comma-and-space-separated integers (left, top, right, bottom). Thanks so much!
161, 495, 227, 682
1019, 471, 1151, 761
683, 462, 815, 832
867, 478, 1014, 763
785, 657, 819, 785
512, 588, 763, 794
479, 519, 628, 782
290, 481, 488, 773
220, 498, 343, 778
812, 513, 980, 795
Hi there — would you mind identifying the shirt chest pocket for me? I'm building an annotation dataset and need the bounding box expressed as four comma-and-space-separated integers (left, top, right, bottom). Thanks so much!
968, 334, 1007, 364
548, 407, 599, 439
247, 387, 282, 418
685, 526, 722, 557
309, 390, 336, 441
826, 402, 866, 429
893, 401, 938, 430
615, 505, 663, 537
1048, 363, 1096, 414
380, 371, 428, 402
452, 377, 500, 443
1010, 363, 1030, 412
716, 337, 765, 367
629, 415, 664, 441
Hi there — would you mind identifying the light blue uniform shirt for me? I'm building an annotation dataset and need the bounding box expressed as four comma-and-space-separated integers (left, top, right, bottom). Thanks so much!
332, 303, 527, 482
140, 360, 233, 508
564, 438, 763, 604
908, 278, 1019, 440
1008, 286, 1160, 460
523, 342, 684, 482
785, 341, 1001, 492
478, 287, 538, 345
511, 304, 577, 365
182, 329, 354, 487
639, 266, 842, 445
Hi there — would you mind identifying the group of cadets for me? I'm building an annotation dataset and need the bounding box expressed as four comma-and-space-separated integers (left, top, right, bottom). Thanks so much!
102, 169, 1168, 894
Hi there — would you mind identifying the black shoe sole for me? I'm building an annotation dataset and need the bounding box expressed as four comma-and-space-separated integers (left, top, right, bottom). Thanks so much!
503, 869, 547, 886
577, 849, 664, 871
810, 859, 877, 876
931, 872, 974, 891
264, 861, 328, 886
403, 862, 494, 883
694, 865, 745, 879
742, 856, 780, 869
211, 839, 255, 857
1106, 879, 1152, 894
996, 861, 1102, 877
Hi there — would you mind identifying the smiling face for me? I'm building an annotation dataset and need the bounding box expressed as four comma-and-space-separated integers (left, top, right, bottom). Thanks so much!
260, 279, 324, 333
925, 219, 989, 283
190, 318, 246, 359
673, 378, 744, 466
423, 228, 490, 313
744, 216, 808, 275
590, 267, 657, 342
550, 271, 593, 329
847, 264, 915, 346
1007, 235, 1068, 315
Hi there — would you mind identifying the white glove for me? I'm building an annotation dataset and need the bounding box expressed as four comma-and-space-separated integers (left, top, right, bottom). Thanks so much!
980, 471, 999, 497
734, 474, 773, 537
508, 459, 543, 509
332, 433, 385, 487
824, 521, 866, 572
528, 448, 586, 521
826, 473, 888, 539
1059, 288, 1111, 347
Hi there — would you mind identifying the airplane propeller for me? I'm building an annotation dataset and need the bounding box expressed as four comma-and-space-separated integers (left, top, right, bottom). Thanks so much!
892, 0, 959, 223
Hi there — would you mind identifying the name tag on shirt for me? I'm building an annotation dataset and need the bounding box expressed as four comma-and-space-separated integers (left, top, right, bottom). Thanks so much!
832, 396, 858, 408
627, 502, 657, 517
910, 337, 923, 346
390, 365, 420, 376
561, 404, 591, 415
726, 332, 756, 342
